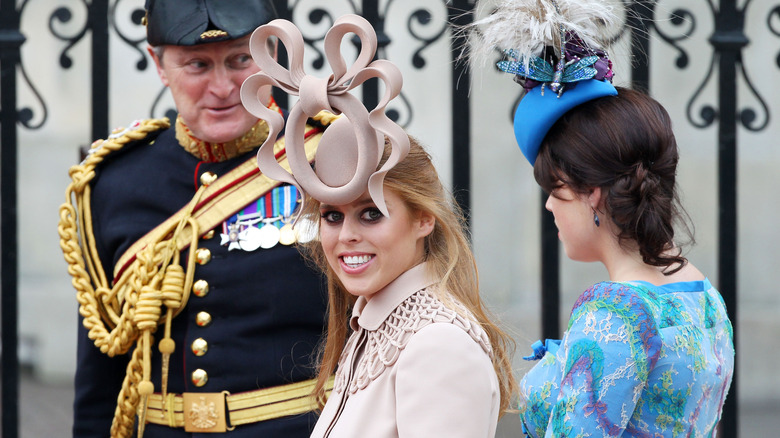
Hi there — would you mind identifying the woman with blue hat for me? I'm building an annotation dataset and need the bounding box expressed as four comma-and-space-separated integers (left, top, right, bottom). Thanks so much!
471, 0, 735, 436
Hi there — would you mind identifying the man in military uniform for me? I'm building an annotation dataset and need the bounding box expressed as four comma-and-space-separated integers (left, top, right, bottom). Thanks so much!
59, 1, 328, 436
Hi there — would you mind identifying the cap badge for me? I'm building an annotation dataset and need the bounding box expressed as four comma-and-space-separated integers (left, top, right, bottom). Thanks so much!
200, 29, 229, 40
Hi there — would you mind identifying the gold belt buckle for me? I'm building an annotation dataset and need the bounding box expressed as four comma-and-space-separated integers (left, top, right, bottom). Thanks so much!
182, 391, 230, 433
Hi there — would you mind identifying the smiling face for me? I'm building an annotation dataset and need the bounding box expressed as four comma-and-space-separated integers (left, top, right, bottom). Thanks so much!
149, 37, 266, 143
318, 189, 434, 299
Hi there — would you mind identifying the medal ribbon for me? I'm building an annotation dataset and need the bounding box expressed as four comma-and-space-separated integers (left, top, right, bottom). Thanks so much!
282, 185, 296, 222
272, 187, 281, 228
220, 184, 300, 247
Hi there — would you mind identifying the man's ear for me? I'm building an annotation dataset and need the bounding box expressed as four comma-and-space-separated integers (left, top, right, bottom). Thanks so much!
147, 45, 169, 87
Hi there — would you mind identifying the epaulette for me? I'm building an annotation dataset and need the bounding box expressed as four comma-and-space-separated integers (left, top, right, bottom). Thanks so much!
80, 118, 171, 168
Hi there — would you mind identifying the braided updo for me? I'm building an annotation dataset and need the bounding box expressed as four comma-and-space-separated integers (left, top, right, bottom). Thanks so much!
534, 86, 691, 273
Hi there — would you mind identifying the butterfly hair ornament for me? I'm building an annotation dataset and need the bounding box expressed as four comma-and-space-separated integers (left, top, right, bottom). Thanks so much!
240, 14, 408, 217
469, 0, 620, 165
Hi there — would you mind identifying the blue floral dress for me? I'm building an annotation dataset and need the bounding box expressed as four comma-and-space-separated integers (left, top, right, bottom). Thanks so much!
519, 280, 734, 437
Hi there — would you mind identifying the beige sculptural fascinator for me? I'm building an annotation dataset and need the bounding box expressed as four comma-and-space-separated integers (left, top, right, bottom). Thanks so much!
240, 14, 409, 217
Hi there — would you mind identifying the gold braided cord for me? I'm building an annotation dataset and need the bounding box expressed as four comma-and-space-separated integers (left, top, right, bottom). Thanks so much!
59, 118, 170, 346
111, 337, 145, 438
57, 118, 198, 437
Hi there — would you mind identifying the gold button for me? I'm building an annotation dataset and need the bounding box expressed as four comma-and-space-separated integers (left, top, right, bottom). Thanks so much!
200, 171, 218, 186
191, 338, 208, 356
192, 279, 209, 297
191, 369, 208, 387
196, 311, 212, 327
195, 248, 211, 265
202, 229, 216, 240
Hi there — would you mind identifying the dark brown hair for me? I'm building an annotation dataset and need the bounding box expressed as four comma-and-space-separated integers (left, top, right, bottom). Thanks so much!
534, 86, 692, 273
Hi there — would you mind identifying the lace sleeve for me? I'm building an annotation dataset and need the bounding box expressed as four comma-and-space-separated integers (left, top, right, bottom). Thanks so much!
522, 282, 662, 437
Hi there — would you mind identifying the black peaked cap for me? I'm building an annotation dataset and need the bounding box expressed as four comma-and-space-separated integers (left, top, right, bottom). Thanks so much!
145, 0, 278, 46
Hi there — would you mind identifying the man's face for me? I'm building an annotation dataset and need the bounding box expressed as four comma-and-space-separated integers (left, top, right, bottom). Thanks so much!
149, 37, 267, 144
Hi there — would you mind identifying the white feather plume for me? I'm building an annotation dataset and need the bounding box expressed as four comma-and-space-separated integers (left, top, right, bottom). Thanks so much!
468, 0, 619, 68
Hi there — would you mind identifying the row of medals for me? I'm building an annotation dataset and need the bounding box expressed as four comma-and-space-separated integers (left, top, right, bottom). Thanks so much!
221, 214, 316, 251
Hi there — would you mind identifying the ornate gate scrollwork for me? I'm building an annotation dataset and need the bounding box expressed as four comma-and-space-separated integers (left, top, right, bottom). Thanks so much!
2, 1, 767, 436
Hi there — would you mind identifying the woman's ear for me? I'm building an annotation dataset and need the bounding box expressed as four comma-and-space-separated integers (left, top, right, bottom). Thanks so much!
588, 187, 603, 211
416, 211, 435, 239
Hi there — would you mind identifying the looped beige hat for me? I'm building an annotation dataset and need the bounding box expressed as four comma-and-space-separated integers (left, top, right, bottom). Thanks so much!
240, 14, 409, 216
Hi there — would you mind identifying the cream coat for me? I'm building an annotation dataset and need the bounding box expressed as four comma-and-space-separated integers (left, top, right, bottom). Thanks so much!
310, 263, 500, 438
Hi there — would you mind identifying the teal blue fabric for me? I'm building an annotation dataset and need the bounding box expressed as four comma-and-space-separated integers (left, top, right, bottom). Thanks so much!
519, 280, 734, 437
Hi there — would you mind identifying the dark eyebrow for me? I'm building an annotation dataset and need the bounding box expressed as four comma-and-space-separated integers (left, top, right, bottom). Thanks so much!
319, 198, 375, 211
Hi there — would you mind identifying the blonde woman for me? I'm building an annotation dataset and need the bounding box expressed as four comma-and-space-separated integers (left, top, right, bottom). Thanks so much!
305, 137, 516, 437
240, 14, 516, 438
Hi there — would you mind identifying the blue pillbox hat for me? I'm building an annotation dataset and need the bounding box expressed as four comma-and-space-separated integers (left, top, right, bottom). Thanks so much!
513, 79, 617, 165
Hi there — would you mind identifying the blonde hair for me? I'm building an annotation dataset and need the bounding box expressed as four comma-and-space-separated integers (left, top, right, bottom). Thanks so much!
300, 136, 517, 415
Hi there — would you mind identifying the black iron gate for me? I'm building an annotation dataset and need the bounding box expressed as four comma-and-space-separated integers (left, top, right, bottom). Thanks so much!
1, 0, 758, 436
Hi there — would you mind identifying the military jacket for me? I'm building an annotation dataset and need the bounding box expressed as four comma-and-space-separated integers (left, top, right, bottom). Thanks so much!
72, 125, 327, 437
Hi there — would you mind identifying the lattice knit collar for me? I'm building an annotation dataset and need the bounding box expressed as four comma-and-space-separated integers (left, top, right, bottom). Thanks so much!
175, 99, 282, 162
350, 262, 439, 331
